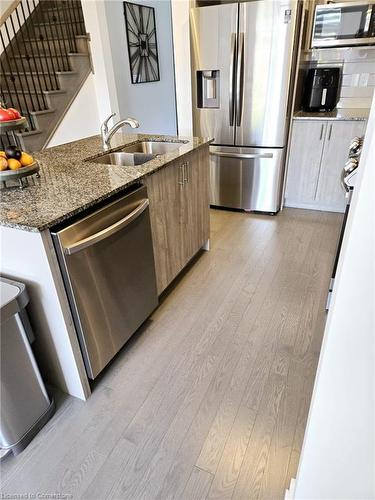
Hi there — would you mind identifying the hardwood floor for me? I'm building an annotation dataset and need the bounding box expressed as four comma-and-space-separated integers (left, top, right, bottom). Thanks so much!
0, 208, 342, 500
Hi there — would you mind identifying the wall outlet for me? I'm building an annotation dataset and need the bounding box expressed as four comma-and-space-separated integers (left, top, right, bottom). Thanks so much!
359, 73, 369, 87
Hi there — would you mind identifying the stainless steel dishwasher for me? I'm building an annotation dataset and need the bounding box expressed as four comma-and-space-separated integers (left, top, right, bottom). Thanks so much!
52, 185, 158, 379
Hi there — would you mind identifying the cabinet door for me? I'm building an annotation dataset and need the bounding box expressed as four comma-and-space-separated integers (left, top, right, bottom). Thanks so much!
182, 146, 210, 265
285, 120, 326, 207
144, 159, 185, 294
316, 120, 366, 212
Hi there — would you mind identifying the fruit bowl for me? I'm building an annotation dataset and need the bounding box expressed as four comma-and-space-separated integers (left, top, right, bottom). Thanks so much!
0, 116, 26, 130
0, 161, 40, 189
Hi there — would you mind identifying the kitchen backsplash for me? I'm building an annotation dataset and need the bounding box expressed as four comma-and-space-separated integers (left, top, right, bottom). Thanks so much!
301, 47, 375, 109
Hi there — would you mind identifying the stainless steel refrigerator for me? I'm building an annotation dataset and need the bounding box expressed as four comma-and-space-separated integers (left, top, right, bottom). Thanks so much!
191, 0, 300, 213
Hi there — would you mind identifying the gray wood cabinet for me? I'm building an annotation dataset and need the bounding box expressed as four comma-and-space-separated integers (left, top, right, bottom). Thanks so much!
285, 120, 326, 206
285, 119, 366, 212
316, 121, 366, 209
145, 146, 210, 295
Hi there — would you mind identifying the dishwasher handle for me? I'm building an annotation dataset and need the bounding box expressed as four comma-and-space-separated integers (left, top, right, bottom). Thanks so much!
63, 199, 149, 255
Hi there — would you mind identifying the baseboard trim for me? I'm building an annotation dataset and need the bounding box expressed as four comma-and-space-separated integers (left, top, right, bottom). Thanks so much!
284, 200, 345, 213
285, 478, 296, 500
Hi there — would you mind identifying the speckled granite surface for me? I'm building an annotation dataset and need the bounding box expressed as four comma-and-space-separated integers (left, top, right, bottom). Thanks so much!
0, 133, 212, 232
294, 108, 369, 121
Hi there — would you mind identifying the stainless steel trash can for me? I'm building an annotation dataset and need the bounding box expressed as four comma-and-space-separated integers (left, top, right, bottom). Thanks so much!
0, 277, 55, 456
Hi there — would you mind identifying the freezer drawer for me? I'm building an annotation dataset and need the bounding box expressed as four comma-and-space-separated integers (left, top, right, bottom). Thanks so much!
52, 185, 158, 379
210, 146, 285, 212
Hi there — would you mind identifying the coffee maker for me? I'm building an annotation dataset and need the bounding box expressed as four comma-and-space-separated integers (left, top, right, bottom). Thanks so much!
302, 67, 341, 112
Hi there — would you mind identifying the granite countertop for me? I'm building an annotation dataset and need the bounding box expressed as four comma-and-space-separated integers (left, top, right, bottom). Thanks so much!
0, 133, 212, 232
293, 108, 370, 121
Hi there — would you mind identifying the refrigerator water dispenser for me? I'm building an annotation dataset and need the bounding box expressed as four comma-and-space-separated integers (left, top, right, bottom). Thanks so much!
197, 70, 220, 108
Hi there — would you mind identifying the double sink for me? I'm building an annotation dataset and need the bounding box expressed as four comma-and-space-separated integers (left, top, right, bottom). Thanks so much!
87, 140, 186, 167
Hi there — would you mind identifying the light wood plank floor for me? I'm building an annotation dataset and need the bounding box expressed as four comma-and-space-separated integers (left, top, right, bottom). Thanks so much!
0, 208, 342, 500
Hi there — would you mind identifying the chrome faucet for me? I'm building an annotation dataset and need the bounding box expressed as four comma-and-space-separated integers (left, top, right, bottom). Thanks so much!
101, 113, 140, 151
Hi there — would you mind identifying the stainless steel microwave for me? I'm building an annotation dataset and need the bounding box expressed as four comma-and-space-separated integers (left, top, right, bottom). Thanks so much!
312, 2, 375, 48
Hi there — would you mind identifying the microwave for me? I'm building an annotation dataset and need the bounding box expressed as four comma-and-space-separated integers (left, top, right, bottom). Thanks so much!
312, 2, 375, 48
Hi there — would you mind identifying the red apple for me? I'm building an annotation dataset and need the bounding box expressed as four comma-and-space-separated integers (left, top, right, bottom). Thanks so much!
8, 108, 21, 119
5, 108, 17, 120
0, 108, 12, 122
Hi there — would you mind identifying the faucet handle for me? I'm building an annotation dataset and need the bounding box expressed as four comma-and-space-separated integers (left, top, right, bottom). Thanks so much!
101, 112, 116, 134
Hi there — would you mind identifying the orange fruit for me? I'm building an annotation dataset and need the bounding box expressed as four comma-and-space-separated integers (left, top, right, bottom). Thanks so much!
0, 157, 8, 171
8, 158, 22, 170
20, 152, 34, 166
0, 151, 6, 159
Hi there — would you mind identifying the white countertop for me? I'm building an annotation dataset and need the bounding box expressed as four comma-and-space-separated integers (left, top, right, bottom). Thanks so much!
293, 108, 369, 121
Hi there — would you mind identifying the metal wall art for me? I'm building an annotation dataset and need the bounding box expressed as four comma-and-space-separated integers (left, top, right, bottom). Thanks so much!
123, 2, 160, 84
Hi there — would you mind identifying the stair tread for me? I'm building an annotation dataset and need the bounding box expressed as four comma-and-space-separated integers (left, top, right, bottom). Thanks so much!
67, 53, 88, 57
10, 52, 78, 58
55, 71, 79, 75
30, 109, 56, 116
2, 71, 76, 75
34, 21, 83, 26
40, 5, 83, 10
40, 6, 83, 12
15, 109, 55, 117
10, 52, 87, 58
24, 35, 88, 42
2, 89, 66, 95
15, 130, 42, 137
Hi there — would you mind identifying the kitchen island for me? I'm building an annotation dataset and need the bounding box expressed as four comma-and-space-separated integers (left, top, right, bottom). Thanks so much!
0, 133, 211, 399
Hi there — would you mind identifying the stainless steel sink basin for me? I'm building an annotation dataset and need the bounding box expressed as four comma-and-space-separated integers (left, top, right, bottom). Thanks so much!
121, 141, 184, 155
86, 140, 187, 167
89, 152, 155, 167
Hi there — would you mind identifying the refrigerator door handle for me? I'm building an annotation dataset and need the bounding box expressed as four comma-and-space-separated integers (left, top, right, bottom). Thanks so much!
236, 32, 244, 127
229, 33, 237, 127
210, 151, 274, 159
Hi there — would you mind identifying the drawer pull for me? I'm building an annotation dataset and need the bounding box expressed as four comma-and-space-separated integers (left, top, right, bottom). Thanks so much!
178, 164, 184, 185
184, 162, 189, 183
328, 124, 333, 140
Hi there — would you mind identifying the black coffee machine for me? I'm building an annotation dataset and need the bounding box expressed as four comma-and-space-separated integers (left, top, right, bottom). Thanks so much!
302, 67, 341, 112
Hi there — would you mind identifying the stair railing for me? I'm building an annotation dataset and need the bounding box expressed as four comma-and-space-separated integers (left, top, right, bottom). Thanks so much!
0, 0, 85, 134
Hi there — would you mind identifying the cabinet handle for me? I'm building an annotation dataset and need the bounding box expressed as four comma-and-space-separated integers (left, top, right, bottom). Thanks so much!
319, 124, 324, 140
184, 161, 189, 183
328, 124, 333, 140
178, 164, 184, 185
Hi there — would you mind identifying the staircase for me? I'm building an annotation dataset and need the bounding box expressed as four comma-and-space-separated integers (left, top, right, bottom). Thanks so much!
0, 0, 91, 152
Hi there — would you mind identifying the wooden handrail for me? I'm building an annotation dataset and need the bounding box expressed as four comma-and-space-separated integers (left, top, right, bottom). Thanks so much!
0, 0, 21, 27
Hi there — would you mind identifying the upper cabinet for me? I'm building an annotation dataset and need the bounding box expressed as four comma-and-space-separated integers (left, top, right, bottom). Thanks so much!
285, 119, 366, 213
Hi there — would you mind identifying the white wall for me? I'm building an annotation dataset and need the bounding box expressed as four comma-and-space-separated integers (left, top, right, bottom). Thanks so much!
0, 227, 90, 400
103, 0, 177, 136
171, 0, 193, 136
82, 0, 178, 135
293, 98, 375, 498
81, 0, 121, 122
0, 0, 13, 16
47, 74, 100, 148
